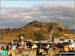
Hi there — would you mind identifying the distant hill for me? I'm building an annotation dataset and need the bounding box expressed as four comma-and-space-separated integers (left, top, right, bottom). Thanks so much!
1, 21, 75, 43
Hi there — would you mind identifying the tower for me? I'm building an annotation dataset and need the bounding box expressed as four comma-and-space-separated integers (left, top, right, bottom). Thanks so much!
49, 26, 55, 42
20, 35, 24, 45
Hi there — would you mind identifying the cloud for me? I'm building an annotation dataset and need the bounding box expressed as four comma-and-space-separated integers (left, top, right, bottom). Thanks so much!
0, 3, 74, 29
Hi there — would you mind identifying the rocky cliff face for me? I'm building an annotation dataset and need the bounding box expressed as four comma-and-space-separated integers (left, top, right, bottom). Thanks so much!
1, 21, 75, 43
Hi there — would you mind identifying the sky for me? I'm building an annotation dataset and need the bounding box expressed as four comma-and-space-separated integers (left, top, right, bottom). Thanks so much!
0, 0, 75, 29
1, 1, 74, 7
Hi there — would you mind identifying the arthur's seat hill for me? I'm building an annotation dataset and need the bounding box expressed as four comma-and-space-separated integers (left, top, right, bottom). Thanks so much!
1, 21, 75, 43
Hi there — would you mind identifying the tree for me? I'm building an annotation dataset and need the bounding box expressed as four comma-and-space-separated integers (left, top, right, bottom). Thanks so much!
34, 31, 44, 41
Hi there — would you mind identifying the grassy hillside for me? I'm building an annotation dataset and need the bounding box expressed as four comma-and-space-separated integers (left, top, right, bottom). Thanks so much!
1, 21, 75, 43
